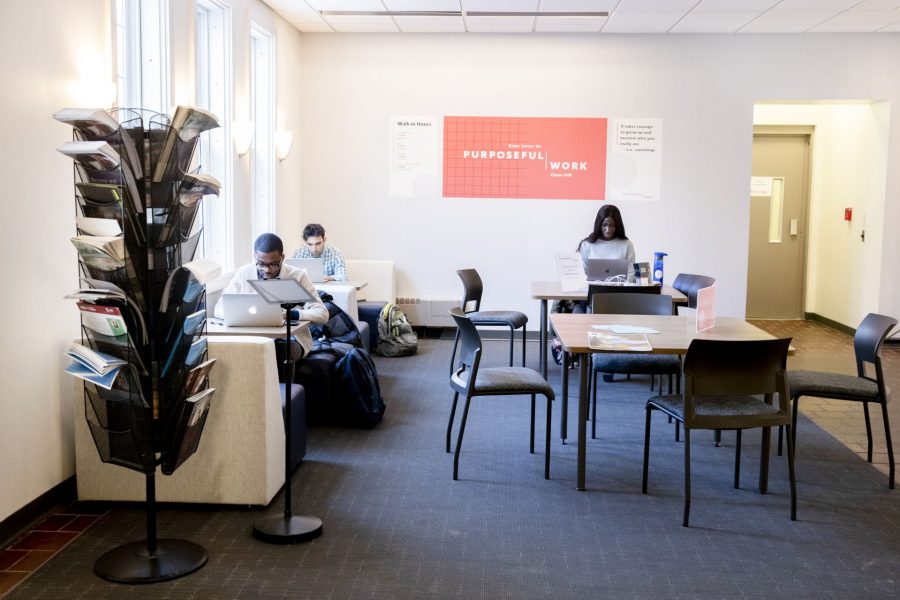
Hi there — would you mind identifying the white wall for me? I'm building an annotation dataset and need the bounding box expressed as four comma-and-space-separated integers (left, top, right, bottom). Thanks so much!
0, 0, 304, 523
0, 0, 110, 522
754, 103, 890, 328
294, 34, 900, 324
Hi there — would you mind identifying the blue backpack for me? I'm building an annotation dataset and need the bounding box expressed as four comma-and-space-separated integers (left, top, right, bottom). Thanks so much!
334, 348, 385, 428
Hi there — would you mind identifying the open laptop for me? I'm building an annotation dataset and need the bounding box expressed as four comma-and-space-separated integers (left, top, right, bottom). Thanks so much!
586, 258, 631, 284
284, 258, 326, 283
220, 293, 284, 327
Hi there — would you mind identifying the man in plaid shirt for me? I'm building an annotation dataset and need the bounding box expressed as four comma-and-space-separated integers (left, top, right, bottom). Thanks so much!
290, 223, 347, 282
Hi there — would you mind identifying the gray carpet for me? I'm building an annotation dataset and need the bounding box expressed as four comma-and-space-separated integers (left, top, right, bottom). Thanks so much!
10, 338, 900, 599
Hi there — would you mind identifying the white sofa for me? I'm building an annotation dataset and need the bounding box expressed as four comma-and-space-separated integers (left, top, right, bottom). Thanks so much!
74, 335, 287, 506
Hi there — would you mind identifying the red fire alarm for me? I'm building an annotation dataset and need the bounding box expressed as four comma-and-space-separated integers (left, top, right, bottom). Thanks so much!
844, 207, 853, 221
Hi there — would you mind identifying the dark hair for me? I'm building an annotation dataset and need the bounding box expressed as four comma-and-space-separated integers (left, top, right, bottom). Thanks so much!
577, 204, 627, 251
302, 223, 326, 240
254, 233, 283, 254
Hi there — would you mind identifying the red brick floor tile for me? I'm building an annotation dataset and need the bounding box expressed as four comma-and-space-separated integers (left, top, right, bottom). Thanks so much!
0, 550, 27, 571
56, 502, 110, 517
33, 514, 76, 532
0, 572, 29, 595
8, 531, 76, 552
58, 515, 101, 533
5, 550, 53, 573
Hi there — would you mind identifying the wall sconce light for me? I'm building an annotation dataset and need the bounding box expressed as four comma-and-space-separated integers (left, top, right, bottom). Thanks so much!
233, 120, 254, 156
275, 130, 294, 161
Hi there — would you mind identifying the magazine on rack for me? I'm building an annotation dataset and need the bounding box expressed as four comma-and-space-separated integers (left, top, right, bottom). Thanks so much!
161, 387, 215, 474
57, 140, 120, 171
52, 108, 120, 138
152, 106, 221, 182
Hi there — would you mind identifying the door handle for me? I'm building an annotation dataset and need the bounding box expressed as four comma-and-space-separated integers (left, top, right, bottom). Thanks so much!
789, 218, 798, 236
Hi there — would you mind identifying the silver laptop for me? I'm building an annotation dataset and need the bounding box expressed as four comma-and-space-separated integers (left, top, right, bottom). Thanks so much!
221, 293, 284, 327
284, 258, 326, 283
586, 258, 631, 283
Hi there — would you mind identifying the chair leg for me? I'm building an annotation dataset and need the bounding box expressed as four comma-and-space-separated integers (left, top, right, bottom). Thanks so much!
650, 374, 655, 392
508, 325, 514, 367
792, 395, 800, 454
759, 427, 771, 494
863, 401, 874, 463
675, 421, 680, 442
453, 395, 473, 480
667, 374, 673, 394
522, 324, 527, 368
881, 402, 895, 489
734, 429, 742, 489
777, 425, 783, 457
545, 395, 552, 480
449, 329, 460, 375
714, 430, 721, 447
683, 428, 692, 527
446, 392, 460, 453
786, 424, 797, 521
642, 407, 653, 494
591, 368, 599, 439
530, 394, 536, 454
561, 354, 569, 444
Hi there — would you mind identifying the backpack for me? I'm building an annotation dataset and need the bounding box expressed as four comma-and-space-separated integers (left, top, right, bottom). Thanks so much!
376, 303, 418, 357
309, 292, 363, 349
334, 347, 385, 428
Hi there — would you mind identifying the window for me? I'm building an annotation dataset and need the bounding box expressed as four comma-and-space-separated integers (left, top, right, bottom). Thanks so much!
249, 23, 275, 242
196, 0, 233, 270
113, 0, 169, 112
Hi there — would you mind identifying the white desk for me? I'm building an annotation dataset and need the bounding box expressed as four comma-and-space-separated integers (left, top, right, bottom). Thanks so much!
206, 319, 309, 339
318, 280, 367, 292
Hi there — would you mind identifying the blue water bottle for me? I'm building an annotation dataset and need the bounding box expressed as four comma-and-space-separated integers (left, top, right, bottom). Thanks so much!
652, 252, 667, 285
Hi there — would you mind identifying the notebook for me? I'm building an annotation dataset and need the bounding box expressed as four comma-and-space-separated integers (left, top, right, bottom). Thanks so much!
220, 293, 284, 327
284, 258, 326, 283
586, 258, 631, 283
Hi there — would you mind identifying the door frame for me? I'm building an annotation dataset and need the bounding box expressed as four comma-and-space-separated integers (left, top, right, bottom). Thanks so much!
750, 125, 814, 319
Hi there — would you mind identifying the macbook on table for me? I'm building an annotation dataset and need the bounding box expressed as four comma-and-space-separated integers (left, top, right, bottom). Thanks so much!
586, 258, 632, 284
221, 293, 284, 327
284, 258, 326, 283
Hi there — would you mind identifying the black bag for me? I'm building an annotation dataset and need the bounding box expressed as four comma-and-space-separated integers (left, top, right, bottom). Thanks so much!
310, 292, 363, 348
334, 347, 385, 428
295, 349, 340, 426
273, 336, 304, 382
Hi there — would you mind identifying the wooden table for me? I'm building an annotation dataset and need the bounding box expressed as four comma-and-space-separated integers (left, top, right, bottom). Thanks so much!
532, 281, 688, 379
550, 313, 785, 491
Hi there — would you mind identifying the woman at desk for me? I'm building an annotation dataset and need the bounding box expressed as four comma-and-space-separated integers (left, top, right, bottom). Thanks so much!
577, 204, 635, 269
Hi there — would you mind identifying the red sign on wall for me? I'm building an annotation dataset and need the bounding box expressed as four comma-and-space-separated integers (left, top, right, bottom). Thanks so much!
442, 116, 607, 200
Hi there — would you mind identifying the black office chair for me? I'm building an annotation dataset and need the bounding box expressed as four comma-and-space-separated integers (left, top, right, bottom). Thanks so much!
446, 307, 554, 480
450, 269, 528, 373
781, 313, 897, 488
643, 338, 796, 527
672, 273, 716, 309
589, 293, 681, 439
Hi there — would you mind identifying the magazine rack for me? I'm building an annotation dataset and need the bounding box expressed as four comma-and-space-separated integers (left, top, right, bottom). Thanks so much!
62, 107, 219, 583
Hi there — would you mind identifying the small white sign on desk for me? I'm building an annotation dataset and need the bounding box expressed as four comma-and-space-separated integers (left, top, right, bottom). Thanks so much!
555, 252, 587, 292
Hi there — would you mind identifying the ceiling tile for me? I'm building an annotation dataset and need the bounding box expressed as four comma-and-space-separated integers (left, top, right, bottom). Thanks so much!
743, 9, 836, 28
671, 11, 759, 32
539, 0, 617, 10
462, 0, 539, 11
324, 15, 400, 31
880, 20, 900, 31
303, 0, 386, 11
738, 22, 812, 32
855, 0, 900, 8
775, 0, 860, 9
535, 16, 606, 32
293, 21, 336, 32
615, 0, 698, 12
822, 9, 900, 27
394, 15, 467, 32
465, 16, 536, 32
602, 11, 683, 32
694, 0, 779, 11
383, 0, 462, 11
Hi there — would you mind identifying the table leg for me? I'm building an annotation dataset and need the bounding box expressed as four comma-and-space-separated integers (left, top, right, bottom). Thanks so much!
577, 352, 589, 491
540, 299, 548, 380
561, 351, 569, 444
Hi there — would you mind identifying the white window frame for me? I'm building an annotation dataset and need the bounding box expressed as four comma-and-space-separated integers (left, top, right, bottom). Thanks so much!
249, 23, 276, 242
196, 0, 234, 270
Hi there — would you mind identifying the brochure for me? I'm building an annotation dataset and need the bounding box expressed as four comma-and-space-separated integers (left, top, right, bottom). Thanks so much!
588, 332, 653, 352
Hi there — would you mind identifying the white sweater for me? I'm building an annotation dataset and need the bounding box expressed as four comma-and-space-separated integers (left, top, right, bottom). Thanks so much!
578, 238, 636, 271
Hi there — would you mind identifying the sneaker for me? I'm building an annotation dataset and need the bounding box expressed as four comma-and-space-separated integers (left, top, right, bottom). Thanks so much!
551, 338, 563, 365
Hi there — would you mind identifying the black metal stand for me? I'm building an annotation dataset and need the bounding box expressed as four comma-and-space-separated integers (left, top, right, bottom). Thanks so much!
253, 302, 323, 544
94, 473, 207, 583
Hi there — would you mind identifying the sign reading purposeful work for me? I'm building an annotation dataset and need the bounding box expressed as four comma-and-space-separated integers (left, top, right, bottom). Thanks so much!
442, 116, 607, 200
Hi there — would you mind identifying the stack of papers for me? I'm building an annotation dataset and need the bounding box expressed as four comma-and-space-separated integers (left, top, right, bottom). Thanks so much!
64, 342, 127, 389
591, 324, 659, 334
588, 332, 653, 352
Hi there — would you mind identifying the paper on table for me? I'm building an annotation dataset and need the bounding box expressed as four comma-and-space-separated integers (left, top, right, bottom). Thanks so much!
591, 324, 659, 334
588, 332, 653, 352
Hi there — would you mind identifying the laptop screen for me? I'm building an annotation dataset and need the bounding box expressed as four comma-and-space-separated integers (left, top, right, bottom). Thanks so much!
586, 258, 631, 283
221, 294, 284, 327
284, 258, 326, 283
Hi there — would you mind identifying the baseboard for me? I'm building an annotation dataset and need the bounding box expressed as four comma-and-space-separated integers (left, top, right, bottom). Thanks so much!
0, 476, 77, 549
804, 312, 855, 337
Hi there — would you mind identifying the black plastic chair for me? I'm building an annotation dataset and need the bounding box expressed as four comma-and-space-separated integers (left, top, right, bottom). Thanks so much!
446, 307, 554, 480
643, 338, 796, 527
782, 313, 897, 488
588, 293, 681, 439
450, 269, 528, 373
672, 273, 716, 309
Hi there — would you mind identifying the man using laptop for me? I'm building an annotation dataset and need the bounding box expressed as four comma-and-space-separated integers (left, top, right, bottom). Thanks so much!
290, 223, 347, 282
214, 233, 328, 356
